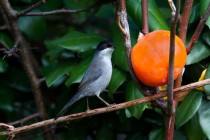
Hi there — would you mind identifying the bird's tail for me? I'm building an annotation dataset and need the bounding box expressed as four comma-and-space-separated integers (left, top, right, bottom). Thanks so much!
54, 91, 86, 120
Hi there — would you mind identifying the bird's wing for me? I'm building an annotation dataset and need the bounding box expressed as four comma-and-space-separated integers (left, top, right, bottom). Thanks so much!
78, 62, 102, 91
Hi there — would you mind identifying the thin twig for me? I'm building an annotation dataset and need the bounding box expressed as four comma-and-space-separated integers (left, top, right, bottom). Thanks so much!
165, 0, 180, 139
0, 78, 210, 136
0, 123, 14, 131
16, 0, 44, 17
9, 113, 40, 126
141, 0, 149, 35
22, 2, 101, 16
0, 1, 52, 139
0, 24, 8, 30
0, 40, 19, 58
175, 0, 194, 89
179, 0, 194, 43
187, 3, 210, 54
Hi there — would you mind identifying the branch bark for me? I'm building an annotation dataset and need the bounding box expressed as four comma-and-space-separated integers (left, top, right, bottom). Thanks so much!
0, 0, 52, 139
141, 0, 149, 35
17, 1, 102, 16
179, 0, 194, 43
0, 78, 210, 136
187, 3, 210, 54
165, 0, 180, 139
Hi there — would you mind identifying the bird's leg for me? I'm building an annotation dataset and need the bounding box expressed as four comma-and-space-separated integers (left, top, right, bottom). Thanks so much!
86, 97, 90, 111
96, 95, 110, 106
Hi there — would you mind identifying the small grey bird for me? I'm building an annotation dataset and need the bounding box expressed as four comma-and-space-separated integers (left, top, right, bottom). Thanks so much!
55, 40, 115, 119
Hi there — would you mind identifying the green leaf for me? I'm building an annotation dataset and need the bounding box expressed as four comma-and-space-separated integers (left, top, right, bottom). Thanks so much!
0, 32, 13, 48
186, 40, 210, 65
175, 90, 202, 128
189, 3, 200, 24
65, 57, 92, 86
64, 0, 96, 9
204, 65, 210, 96
18, 16, 46, 40
200, 0, 210, 28
108, 67, 126, 94
125, 80, 147, 119
44, 62, 74, 87
126, 0, 169, 30
202, 31, 210, 46
111, 23, 138, 71
174, 130, 187, 140
198, 99, 210, 139
0, 60, 8, 73
40, 0, 63, 11
0, 88, 14, 112
149, 128, 164, 140
184, 113, 205, 140
111, 23, 128, 71
46, 31, 103, 53
95, 124, 115, 140
149, 128, 187, 140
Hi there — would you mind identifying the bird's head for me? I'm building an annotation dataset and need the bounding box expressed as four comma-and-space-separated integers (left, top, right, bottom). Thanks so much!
96, 40, 115, 56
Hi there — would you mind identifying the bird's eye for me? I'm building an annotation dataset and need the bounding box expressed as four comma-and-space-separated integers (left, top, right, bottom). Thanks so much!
103, 44, 108, 48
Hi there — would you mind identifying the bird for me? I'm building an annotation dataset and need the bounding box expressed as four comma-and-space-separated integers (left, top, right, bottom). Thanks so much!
55, 40, 115, 119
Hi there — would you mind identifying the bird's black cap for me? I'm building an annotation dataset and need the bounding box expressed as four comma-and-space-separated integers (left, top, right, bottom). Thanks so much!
96, 40, 115, 51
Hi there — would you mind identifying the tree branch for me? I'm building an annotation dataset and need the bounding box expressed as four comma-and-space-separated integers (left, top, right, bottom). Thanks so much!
20, 1, 101, 16
0, 0, 52, 139
141, 0, 149, 35
16, 0, 44, 17
165, 0, 180, 139
179, 0, 194, 43
187, 3, 210, 54
0, 78, 210, 136
9, 113, 40, 126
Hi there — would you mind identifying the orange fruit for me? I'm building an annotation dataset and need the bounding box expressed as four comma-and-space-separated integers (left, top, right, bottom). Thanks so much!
131, 30, 187, 86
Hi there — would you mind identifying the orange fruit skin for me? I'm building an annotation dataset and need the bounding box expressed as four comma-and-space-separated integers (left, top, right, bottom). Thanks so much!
131, 30, 187, 86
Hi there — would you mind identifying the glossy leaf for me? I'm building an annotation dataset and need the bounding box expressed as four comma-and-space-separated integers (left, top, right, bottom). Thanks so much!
111, 23, 128, 71
202, 31, 210, 46
95, 124, 115, 140
64, 0, 96, 9
0, 88, 14, 112
46, 31, 103, 53
18, 16, 46, 40
44, 62, 74, 87
65, 57, 92, 86
0, 60, 8, 73
149, 128, 164, 140
0, 32, 13, 48
40, 0, 63, 11
186, 41, 210, 65
125, 80, 147, 119
174, 130, 188, 140
111, 23, 138, 71
200, 0, 210, 28
184, 113, 205, 140
198, 99, 210, 139
204, 65, 210, 96
108, 67, 126, 94
175, 90, 202, 128
189, 3, 200, 24
126, 0, 169, 30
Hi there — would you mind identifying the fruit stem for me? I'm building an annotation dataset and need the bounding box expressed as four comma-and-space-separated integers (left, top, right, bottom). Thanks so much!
141, 0, 149, 35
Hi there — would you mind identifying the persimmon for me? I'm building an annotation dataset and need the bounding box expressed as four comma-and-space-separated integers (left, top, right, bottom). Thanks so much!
131, 30, 187, 86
